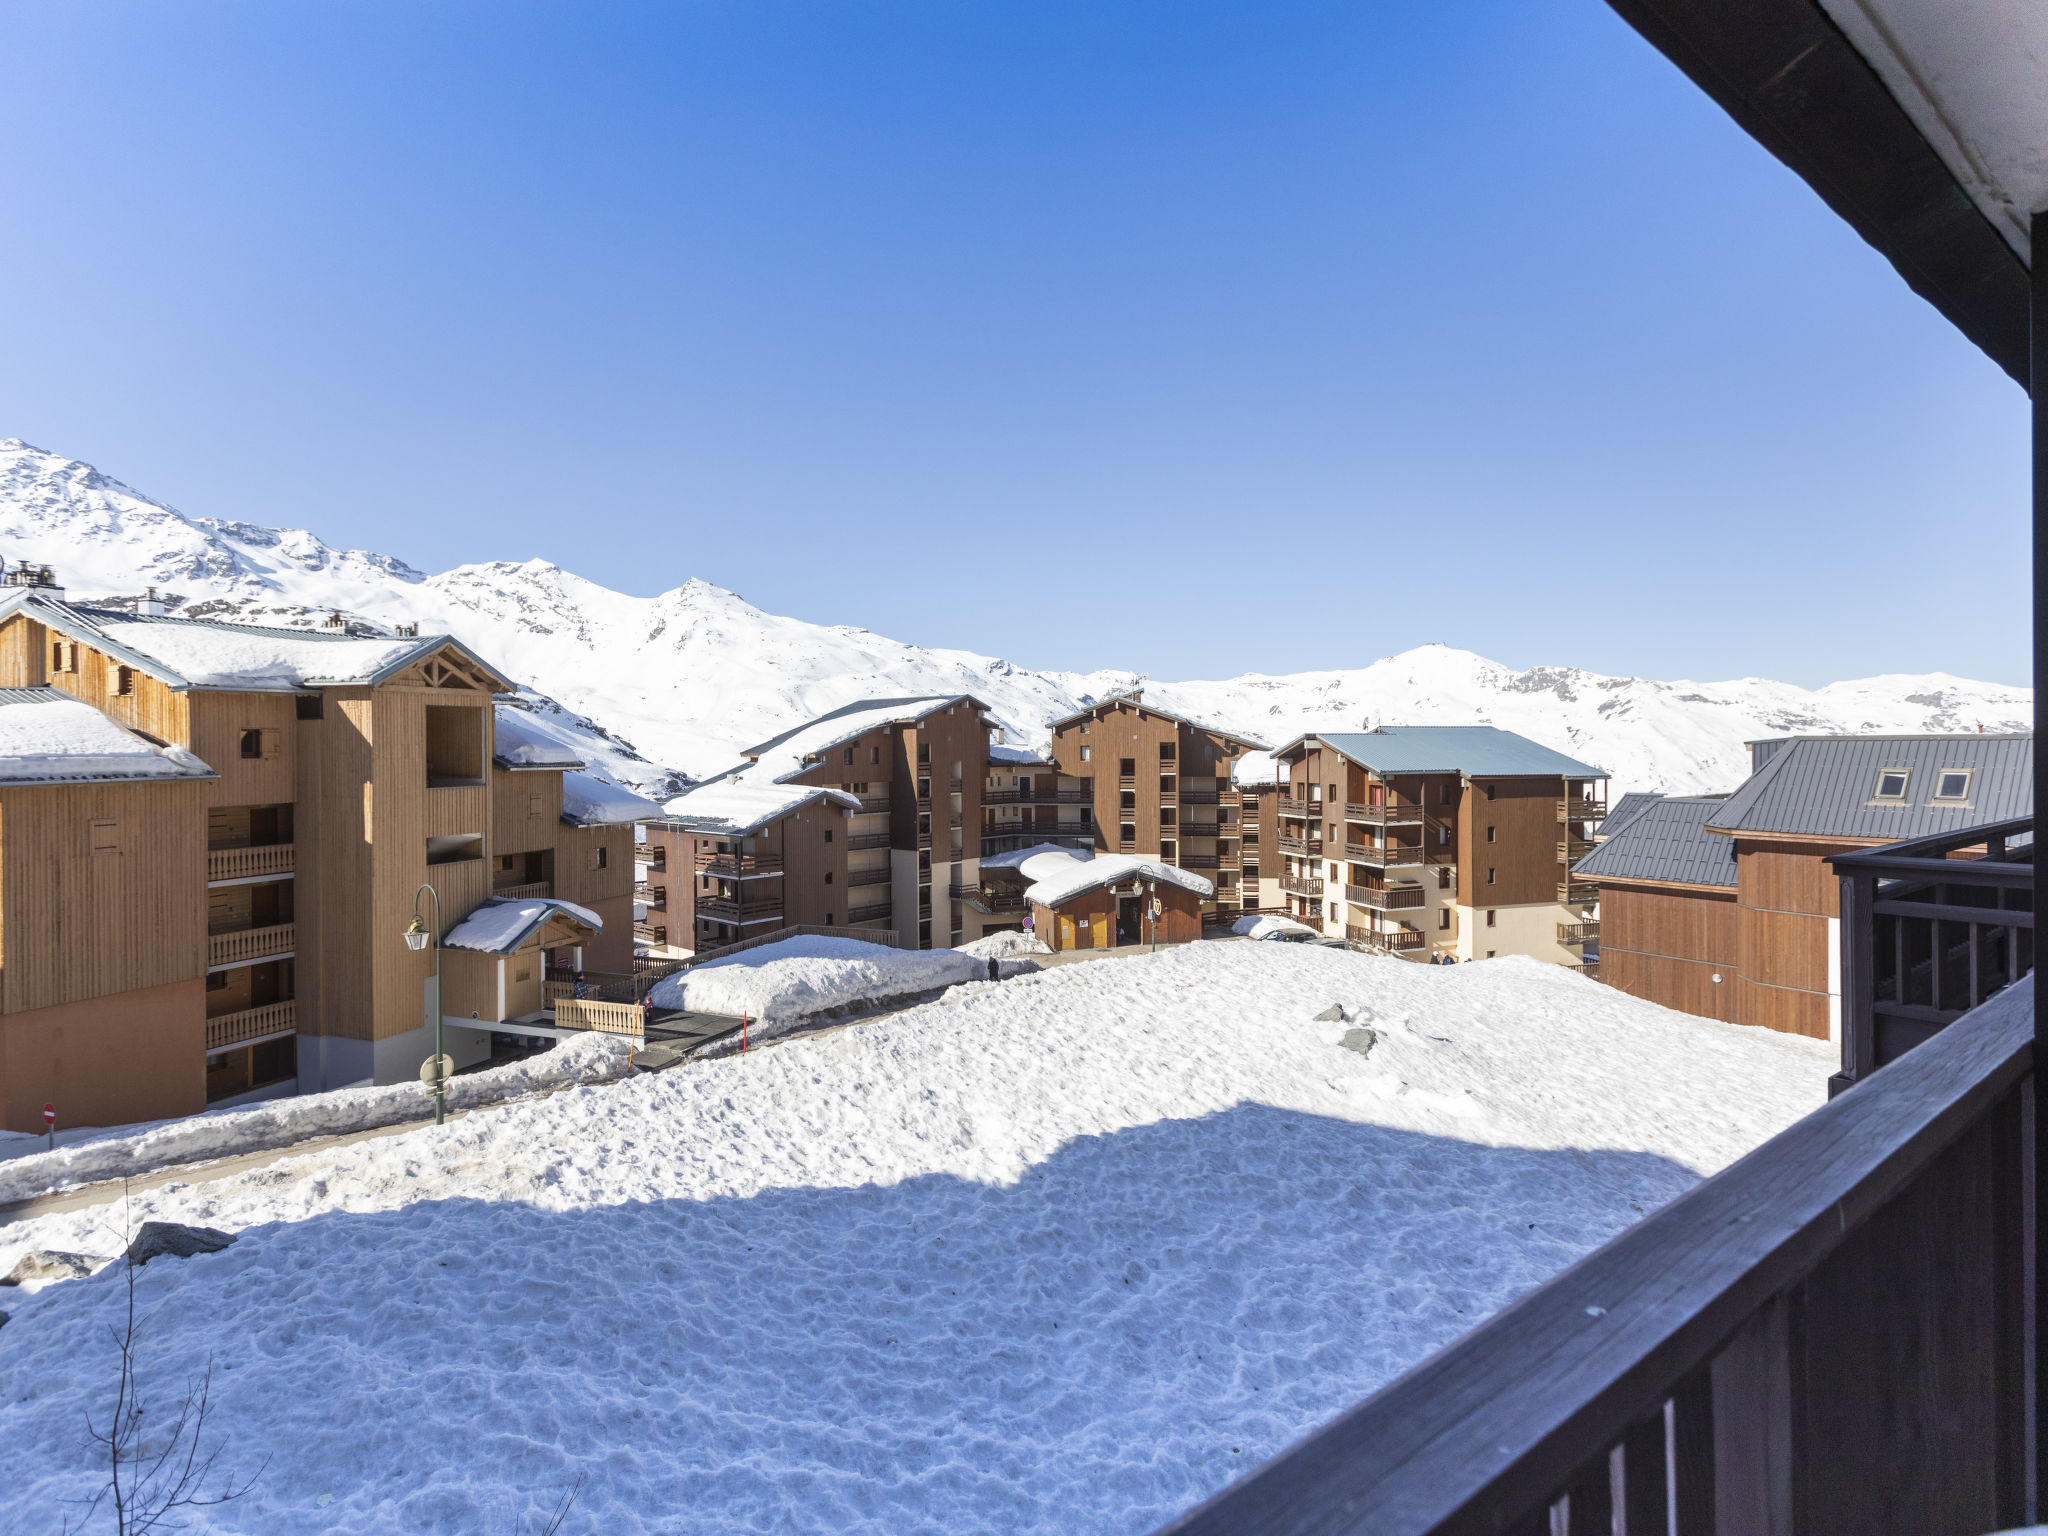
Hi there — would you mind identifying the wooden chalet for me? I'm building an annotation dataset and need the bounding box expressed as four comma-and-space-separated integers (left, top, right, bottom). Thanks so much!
0, 582, 657, 1128
1146, 4, 2048, 1534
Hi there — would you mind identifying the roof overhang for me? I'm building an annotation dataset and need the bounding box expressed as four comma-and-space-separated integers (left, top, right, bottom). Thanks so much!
1603, 0, 2035, 385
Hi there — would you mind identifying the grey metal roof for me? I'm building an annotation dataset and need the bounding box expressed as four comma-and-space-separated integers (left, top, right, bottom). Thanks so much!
1596, 791, 1666, 839
1705, 734, 2033, 841
1746, 738, 1796, 773
1573, 796, 1737, 888
1292, 726, 1607, 780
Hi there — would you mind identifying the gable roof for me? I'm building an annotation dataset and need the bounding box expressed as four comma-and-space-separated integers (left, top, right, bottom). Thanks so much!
441, 896, 603, 954
0, 686, 217, 785
1597, 791, 1668, 840
1704, 734, 2032, 841
737, 695, 988, 772
1573, 796, 1737, 889
1045, 691, 1270, 752
1022, 852, 1215, 908
0, 590, 514, 693
658, 779, 862, 837
1281, 726, 1606, 780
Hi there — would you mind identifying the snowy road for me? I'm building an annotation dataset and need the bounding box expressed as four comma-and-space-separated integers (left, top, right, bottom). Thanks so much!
0, 945, 1831, 1535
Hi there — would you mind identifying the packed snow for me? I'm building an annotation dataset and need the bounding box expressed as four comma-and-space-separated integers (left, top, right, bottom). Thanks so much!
647, 935, 985, 1022
560, 769, 663, 826
89, 616, 424, 689
957, 930, 1054, 959
0, 1035, 634, 1204
440, 896, 602, 954
0, 945, 1831, 1535
1, 439, 2027, 797
981, 840, 1096, 872
1023, 853, 1215, 907
0, 691, 213, 781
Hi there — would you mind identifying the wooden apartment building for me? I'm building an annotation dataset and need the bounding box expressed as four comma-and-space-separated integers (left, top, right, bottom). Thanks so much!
0, 575, 652, 1131
1270, 726, 1608, 963
645, 695, 1001, 953
1574, 733, 2032, 1039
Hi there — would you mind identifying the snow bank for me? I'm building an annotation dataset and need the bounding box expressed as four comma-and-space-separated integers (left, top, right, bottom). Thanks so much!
647, 935, 984, 1023
0, 1035, 634, 1204
958, 930, 1053, 959
0, 946, 1834, 1536
1233, 913, 1317, 940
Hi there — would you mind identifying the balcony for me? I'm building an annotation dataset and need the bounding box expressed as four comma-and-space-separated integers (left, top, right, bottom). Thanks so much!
847, 866, 891, 887
633, 923, 668, 946
1180, 853, 1220, 870
501, 879, 554, 901
1277, 834, 1323, 856
207, 922, 296, 969
1558, 798, 1608, 823
1179, 820, 1221, 839
1344, 924, 1426, 953
846, 899, 893, 924
637, 849, 667, 873
1347, 884, 1425, 911
1167, 979, 2033, 1536
982, 787, 1093, 805
1158, 791, 1178, 810
1278, 873, 1324, 898
1830, 817, 2033, 1094
1341, 841, 1425, 869
1179, 789, 1220, 806
1558, 920, 1599, 945
856, 796, 891, 815
696, 895, 784, 924
1277, 796, 1313, 818
1556, 838, 1596, 864
1344, 801, 1427, 827
696, 849, 783, 877
847, 830, 892, 850
205, 999, 296, 1052
1558, 879, 1599, 905
206, 843, 295, 883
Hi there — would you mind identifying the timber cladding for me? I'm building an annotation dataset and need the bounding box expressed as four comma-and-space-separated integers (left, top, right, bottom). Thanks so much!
490, 764, 565, 856
0, 779, 210, 1014
1461, 776, 1566, 908
1595, 883, 1741, 1024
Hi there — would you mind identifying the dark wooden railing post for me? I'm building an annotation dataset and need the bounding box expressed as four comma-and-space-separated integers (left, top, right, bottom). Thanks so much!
2032, 202, 2046, 1517
1836, 869, 1877, 1095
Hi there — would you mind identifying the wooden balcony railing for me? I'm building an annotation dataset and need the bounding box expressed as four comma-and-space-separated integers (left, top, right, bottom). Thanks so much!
1558, 798, 1608, 823
696, 849, 783, 877
847, 867, 891, 887
983, 787, 1093, 805
856, 797, 892, 815
1343, 924, 1426, 953
206, 843, 295, 883
207, 922, 296, 968
696, 895, 784, 923
499, 880, 554, 901
1279, 874, 1324, 898
1344, 801, 1427, 826
1558, 879, 1599, 905
846, 830, 892, 850
553, 997, 645, 1036
1347, 884, 1425, 911
633, 923, 667, 946
205, 999, 296, 1051
1558, 920, 1600, 945
1158, 979, 2033, 1536
1180, 789, 1220, 806
1180, 853, 1221, 870
1277, 834, 1323, 856
1557, 839, 1596, 864
1342, 841, 1425, 869
846, 899, 894, 923
1829, 816, 2033, 1096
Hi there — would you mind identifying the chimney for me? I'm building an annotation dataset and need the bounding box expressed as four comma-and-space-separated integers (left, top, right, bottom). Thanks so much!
0, 560, 64, 599
321, 610, 350, 633
137, 585, 166, 617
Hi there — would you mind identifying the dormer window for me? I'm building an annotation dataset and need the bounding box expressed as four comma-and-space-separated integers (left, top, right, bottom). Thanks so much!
1932, 768, 1972, 802
1873, 768, 1911, 802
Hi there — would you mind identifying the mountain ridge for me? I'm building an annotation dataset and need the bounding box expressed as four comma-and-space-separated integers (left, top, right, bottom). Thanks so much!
0, 438, 2029, 799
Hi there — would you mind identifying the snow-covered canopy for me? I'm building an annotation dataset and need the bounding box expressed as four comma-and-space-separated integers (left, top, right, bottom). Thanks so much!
661, 779, 861, 837
493, 704, 586, 770
0, 688, 214, 784
1024, 854, 1214, 908
442, 896, 602, 954
562, 770, 663, 827
979, 841, 1096, 873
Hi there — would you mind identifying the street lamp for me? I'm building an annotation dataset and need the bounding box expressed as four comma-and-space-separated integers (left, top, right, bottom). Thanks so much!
405, 884, 446, 1125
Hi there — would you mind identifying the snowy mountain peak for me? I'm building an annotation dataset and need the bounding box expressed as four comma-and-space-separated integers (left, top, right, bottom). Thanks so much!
0, 439, 2030, 798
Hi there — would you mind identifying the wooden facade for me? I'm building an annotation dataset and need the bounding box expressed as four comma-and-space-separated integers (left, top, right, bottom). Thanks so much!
1032, 877, 1205, 952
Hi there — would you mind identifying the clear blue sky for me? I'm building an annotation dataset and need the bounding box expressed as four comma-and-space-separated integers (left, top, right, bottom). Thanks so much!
0, 0, 2027, 687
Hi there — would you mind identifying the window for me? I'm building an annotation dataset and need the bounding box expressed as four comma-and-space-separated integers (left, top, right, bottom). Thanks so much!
826, 913, 834, 926
1160, 808, 1177, 826
1933, 768, 1972, 802
426, 835, 484, 866
1486, 950, 1496, 959
918, 776, 931, 799
1485, 827, 1496, 844
1486, 910, 1497, 928
824, 872, 833, 884
823, 828, 833, 843
111, 665, 135, 697
50, 639, 76, 673
1120, 824, 1137, 845
1437, 867, 1451, 889
1160, 841, 1177, 860
1120, 757, 1136, 777
1872, 768, 1911, 802
1078, 807, 1092, 825
1120, 790, 1136, 810
594, 846, 608, 869
1080, 745, 1091, 762
1439, 825, 1451, 845
425, 705, 484, 785
1484, 784, 1496, 801
1328, 784, 1339, 803
843, 747, 854, 765
296, 693, 324, 720
1159, 743, 1176, 761
1438, 909, 1450, 930
918, 745, 931, 765
1486, 867, 1496, 884
870, 746, 880, 765
241, 729, 263, 760
1440, 784, 1453, 805
529, 795, 543, 816
1159, 775, 1175, 794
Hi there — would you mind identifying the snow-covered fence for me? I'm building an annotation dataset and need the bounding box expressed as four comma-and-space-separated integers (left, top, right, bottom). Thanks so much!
1156, 979, 2035, 1536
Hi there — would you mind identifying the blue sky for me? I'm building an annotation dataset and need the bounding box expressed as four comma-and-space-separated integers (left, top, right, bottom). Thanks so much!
0, 1, 2026, 686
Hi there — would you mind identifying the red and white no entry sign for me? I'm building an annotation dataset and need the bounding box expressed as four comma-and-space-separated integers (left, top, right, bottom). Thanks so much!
42, 1104, 55, 1125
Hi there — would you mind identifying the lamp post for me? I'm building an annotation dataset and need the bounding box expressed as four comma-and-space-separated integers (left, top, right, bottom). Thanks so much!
403, 883, 445, 1126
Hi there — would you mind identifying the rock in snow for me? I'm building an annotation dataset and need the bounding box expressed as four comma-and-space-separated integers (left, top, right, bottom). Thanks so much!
0, 944, 1831, 1535
1, 1250, 96, 1286
125, 1222, 236, 1267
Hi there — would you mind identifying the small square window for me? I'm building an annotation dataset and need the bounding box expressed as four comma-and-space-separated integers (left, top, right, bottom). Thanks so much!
1933, 769, 1971, 802
1485, 826, 1496, 844
241, 729, 263, 760
1486, 910, 1497, 928
1484, 784, 1496, 801
823, 828, 833, 842
1873, 769, 1911, 802
1486, 867, 1496, 885
1079, 745, 1091, 761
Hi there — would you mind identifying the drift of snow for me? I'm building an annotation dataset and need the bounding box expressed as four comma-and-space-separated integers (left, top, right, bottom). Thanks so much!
647, 935, 984, 1022
0, 692, 213, 781
957, 930, 1054, 959
0, 1034, 634, 1205
0, 946, 1832, 1535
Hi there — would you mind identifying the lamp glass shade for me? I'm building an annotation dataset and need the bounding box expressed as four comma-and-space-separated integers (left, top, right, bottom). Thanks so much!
403, 919, 430, 952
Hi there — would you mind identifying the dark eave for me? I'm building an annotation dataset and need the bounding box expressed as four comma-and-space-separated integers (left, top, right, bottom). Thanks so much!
1604, 0, 2030, 386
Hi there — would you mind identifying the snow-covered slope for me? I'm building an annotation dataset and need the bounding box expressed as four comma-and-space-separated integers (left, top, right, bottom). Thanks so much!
0, 944, 1833, 1535
0, 439, 2028, 798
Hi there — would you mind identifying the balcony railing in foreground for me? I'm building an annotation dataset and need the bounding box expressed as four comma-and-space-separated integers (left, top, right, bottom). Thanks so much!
1158, 976, 2033, 1536
1831, 816, 2033, 1096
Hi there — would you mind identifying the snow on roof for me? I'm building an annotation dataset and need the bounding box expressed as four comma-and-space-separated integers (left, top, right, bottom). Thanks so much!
1231, 750, 1282, 786
1024, 853, 1214, 908
979, 841, 1097, 873
441, 896, 603, 954
988, 741, 1050, 767
738, 694, 982, 782
561, 770, 664, 827
1047, 690, 1270, 751
648, 935, 984, 1023
1293, 726, 1607, 780
0, 687, 215, 784
660, 778, 862, 836
493, 705, 587, 770
1232, 913, 1317, 940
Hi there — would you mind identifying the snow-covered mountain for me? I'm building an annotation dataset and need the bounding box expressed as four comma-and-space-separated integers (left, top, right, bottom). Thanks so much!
0, 438, 2029, 799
